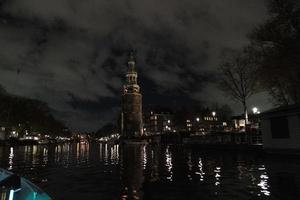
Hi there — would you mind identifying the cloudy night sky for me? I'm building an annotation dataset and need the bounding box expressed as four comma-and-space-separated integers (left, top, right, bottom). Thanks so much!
0, 0, 273, 131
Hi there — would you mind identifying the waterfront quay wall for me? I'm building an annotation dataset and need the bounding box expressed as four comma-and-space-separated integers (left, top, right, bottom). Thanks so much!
148, 131, 262, 147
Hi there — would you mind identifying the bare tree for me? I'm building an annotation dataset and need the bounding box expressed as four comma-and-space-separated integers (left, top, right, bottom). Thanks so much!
219, 50, 258, 124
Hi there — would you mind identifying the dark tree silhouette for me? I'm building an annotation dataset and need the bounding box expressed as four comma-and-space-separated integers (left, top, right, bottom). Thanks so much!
96, 123, 117, 137
219, 50, 258, 123
249, 0, 300, 105
0, 86, 68, 136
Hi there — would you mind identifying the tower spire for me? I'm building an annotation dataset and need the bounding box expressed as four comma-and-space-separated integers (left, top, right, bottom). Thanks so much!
128, 50, 136, 72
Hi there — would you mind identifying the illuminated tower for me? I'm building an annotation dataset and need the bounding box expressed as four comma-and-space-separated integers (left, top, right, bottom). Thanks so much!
121, 52, 143, 138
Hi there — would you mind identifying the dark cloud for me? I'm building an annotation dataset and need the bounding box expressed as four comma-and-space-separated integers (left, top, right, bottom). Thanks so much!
0, 0, 270, 131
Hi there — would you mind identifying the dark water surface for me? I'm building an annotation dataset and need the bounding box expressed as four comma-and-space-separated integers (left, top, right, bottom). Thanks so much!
0, 142, 299, 200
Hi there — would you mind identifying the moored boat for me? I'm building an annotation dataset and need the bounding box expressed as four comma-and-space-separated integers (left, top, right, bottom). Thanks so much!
0, 168, 52, 200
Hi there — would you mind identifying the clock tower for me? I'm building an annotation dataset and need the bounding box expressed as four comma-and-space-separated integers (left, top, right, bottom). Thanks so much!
121, 52, 143, 138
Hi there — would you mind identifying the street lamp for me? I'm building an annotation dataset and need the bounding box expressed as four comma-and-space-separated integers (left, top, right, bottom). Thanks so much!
196, 117, 200, 122
212, 111, 216, 117
252, 107, 259, 114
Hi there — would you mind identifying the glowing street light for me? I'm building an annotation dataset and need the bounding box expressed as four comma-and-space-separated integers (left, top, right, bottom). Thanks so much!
196, 117, 200, 122
252, 107, 259, 114
212, 111, 216, 117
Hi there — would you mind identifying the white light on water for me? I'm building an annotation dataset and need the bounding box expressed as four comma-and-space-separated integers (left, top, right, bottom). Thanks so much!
165, 147, 173, 181
8, 147, 14, 170
214, 166, 221, 186
258, 165, 271, 196
195, 157, 205, 181
142, 145, 147, 169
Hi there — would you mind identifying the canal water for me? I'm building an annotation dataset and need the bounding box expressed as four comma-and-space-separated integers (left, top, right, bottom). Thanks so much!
0, 142, 299, 200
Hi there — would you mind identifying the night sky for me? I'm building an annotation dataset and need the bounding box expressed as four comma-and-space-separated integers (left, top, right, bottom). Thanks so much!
0, 0, 273, 131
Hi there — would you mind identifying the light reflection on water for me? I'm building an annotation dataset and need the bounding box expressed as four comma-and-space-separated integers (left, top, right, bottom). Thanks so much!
0, 143, 299, 200
214, 166, 221, 186
8, 147, 13, 170
165, 146, 173, 181
196, 157, 205, 181
258, 165, 271, 196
